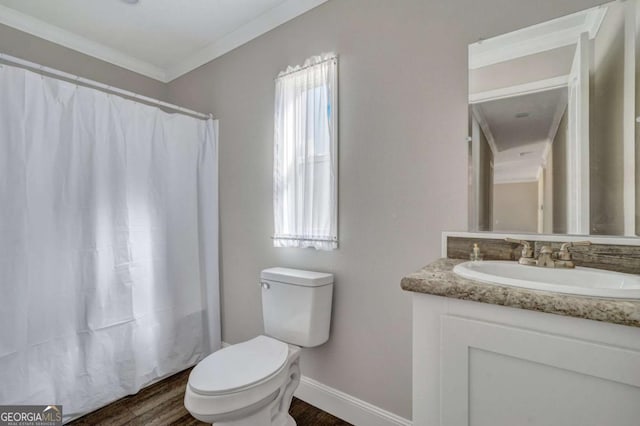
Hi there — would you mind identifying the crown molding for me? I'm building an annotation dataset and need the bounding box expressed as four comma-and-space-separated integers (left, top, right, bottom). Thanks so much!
0, 0, 329, 83
165, 0, 329, 82
470, 104, 498, 156
0, 4, 168, 81
547, 97, 568, 142
541, 140, 552, 168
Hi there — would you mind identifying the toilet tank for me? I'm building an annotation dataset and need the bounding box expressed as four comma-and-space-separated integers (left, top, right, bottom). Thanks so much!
261, 267, 333, 347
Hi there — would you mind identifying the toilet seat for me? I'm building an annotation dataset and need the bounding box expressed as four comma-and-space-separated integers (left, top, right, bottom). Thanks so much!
184, 337, 301, 425
189, 336, 289, 396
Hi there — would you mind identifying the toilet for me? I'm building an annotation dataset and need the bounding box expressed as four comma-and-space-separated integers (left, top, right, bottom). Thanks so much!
184, 267, 334, 426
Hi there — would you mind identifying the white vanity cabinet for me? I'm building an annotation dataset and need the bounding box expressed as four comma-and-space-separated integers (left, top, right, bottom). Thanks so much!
412, 294, 640, 426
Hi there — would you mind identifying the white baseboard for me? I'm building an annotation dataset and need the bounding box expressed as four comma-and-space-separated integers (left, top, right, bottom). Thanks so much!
294, 375, 412, 426
221, 342, 411, 426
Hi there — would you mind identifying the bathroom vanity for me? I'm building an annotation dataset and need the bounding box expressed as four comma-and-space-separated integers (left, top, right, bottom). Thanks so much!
410, 1, 640, 423
402, 234, 640, 426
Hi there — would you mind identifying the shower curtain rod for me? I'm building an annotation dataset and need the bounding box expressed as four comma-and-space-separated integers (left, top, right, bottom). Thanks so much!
0, 52, 212, 120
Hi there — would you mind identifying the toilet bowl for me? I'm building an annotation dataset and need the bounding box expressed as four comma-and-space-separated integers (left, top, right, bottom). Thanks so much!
184, 268, 334, 426
185, 336, 301, 426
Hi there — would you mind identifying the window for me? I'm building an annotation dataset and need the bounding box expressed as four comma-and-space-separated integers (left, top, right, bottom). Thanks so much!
273, 53, 338, 250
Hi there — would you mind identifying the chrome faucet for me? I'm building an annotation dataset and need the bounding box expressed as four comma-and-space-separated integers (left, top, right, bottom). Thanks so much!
504, 239, 591, 268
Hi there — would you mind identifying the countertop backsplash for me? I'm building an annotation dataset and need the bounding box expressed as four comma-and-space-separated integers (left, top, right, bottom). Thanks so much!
445, 235, 640, 275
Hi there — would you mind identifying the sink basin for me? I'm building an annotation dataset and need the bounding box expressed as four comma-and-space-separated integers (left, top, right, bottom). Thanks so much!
453, 261, 640, 299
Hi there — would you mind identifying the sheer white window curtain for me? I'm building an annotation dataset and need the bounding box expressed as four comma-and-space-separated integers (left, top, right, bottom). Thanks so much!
273, 53, 338, 250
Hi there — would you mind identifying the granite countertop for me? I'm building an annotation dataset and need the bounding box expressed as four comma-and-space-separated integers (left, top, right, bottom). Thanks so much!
401, 258, 640, 328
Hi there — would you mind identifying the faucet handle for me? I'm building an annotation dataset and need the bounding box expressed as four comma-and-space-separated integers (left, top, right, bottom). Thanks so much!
558, 241, 591, 261
504, 238, 534, 259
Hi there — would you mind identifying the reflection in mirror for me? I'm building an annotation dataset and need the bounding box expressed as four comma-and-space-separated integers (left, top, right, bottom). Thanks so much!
468, 0, 639, 236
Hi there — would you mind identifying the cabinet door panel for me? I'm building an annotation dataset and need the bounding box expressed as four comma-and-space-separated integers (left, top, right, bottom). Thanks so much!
441, 316, 640, 426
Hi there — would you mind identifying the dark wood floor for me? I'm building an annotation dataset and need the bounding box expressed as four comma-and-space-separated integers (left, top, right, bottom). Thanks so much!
69, 368, 351, 426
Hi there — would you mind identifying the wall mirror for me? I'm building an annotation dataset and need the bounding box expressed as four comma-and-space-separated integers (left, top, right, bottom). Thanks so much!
468, 0, 639, 236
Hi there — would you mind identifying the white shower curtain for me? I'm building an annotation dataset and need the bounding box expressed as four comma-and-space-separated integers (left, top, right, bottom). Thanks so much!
0, 65, 220, 421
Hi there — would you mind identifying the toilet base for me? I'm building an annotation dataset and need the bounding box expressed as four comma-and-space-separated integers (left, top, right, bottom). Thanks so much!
211, 407, 295, 426
281, 413, 296, 426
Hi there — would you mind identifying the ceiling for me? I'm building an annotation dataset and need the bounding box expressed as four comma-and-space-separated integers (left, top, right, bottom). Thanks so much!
476, 88, 567, 152
0, 0, 327, 82
473, 87, 567, 184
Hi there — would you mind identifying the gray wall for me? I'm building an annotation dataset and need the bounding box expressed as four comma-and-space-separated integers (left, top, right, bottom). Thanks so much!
0, 23, 166, 99
543, 150, 554, 233
493, 182, 539, 233
479, 126, 493, 231
553, 110, 569, 234
590, 1, 625, 235
470, 45, 575, 94
166, 0, 603, 418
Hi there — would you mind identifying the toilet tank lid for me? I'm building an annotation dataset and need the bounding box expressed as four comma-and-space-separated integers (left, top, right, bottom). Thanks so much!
261, 267, 333, 287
